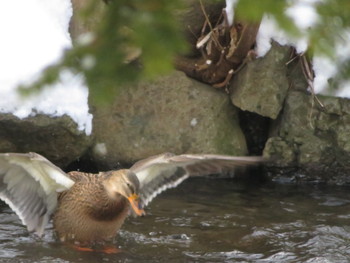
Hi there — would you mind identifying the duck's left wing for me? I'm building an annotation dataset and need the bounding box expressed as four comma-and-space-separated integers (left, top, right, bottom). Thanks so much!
130, 153, 264, 206
0, 152, 75, 236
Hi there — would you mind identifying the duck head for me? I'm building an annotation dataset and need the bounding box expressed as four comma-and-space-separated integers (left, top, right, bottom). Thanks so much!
103, 169, 145, 216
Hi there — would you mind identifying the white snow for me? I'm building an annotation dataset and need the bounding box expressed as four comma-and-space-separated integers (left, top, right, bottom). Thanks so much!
93, 142, 108, 157
255, 0, 350, 98
0, 0, 92, 135
313, 31, 350, 95
190, 118, 198, 127
225, 0, 238, 26
285, 0, 319, 30
256, 15, 309, 57
255, 0, 317, 56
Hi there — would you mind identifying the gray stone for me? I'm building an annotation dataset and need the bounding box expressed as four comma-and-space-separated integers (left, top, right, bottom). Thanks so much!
263, 90, 350, 184
0, 113, 92, 167
336, 115, 350, 152
230, 42, 291, 119
264, 137, 296, 165
90, 71, 247, 168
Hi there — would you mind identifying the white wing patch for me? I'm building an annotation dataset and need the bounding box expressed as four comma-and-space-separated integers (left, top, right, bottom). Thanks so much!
138, 165, 189, 206
141, 174, 189, 206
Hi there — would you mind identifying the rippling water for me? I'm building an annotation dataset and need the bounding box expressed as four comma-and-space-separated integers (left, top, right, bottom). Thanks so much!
1, 177, 350, 262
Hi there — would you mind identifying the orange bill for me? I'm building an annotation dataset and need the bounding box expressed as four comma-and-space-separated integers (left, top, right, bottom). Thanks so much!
127, 193, 145, 216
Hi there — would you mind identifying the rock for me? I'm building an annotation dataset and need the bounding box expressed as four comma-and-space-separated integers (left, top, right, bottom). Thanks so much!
230, 42, 291, 119
263, 90, 350, 184
264, 137, 295, 165
90, 71, 247, 168
0, 113, 92, 167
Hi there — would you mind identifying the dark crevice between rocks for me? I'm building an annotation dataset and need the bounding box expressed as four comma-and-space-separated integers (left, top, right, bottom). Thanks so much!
235, 110, 270, 183
64, 154, 99, 174
64, 150, 132, 174
238, 110, 270, 156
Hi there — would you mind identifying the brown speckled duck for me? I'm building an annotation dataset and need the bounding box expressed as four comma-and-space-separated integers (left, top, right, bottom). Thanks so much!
0, 152, 263, 251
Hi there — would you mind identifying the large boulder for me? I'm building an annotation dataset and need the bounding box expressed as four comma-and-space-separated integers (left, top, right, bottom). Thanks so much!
230, 42, 291, 119
90, 71, 247, 168
0, 113, 92, 167
263, 90, 350, 184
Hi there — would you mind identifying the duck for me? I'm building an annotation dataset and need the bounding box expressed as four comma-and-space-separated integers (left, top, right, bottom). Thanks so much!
0, 152, 263, 251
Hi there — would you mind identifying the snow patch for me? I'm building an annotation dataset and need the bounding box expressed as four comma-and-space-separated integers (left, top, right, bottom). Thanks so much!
190, 118, 198, 127
93, 143, 108, 157
225, 0, 238, 26
0, 0, 92, 135
256, 15, 308, 57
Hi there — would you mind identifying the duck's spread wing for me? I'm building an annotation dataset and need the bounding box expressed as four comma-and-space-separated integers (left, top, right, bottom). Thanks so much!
130, 153, 264, 206
0, 152, 75, 236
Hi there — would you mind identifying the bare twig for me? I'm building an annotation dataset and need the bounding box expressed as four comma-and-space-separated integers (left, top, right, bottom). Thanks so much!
298, 53, 324, 129
198, 0, 223, 50
286, 51, 302, 66
300, 54, 324, 108
213, 69, 234, 89
196, 31, 212, 49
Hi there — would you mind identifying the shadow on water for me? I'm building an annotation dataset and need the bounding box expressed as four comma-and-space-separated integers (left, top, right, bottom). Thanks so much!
1, 176, 350, 262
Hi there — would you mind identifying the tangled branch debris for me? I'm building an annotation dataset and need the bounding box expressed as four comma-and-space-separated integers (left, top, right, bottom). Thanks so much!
175, 1, 261, 92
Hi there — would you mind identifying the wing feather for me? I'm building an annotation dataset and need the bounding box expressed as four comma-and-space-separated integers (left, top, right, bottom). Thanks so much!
136, 165, 188, 206
0, 152, 75, 236
131, 153, 264, 206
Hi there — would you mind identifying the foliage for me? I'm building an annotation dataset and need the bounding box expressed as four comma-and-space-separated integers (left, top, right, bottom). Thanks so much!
21, 0, 350, 102
21, 0, 187, 103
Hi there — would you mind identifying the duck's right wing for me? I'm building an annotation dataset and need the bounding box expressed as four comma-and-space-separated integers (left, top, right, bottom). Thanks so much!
131, 153, 264, 206
0, 152, 75, 236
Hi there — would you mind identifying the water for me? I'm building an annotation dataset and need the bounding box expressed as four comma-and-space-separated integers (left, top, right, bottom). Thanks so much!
1, 177, 350, 262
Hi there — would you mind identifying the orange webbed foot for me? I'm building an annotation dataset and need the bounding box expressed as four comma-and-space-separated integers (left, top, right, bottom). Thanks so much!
99, 246, 121, 254
69, 244, 121, 254
71, 244, 95, 252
